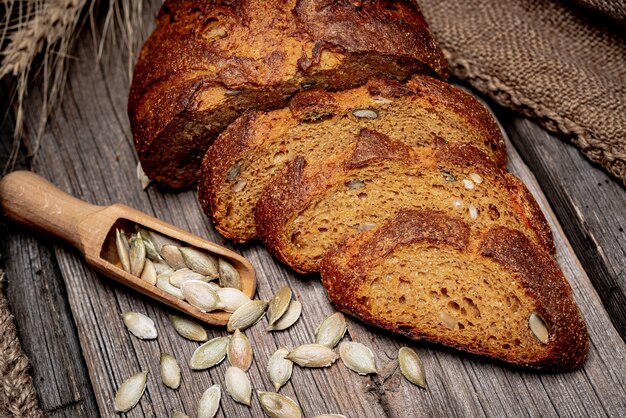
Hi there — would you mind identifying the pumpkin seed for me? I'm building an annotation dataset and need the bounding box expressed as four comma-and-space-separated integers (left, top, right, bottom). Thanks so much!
169, 315, 208, 341
140, 259, 157, 285
161, 244, 187, 270
217, 287, 251, 312
218, 258, 241, 289
142, 235, 162, 261
227, 329, 253, 371
181, 280, 220, 312
145, 229, 180, 255
160, 352, 181, 389
347, 179, 365, 189
225, 366, 251, 406
469, 172, 483, 184
352, 108, 378, 119
468, 204, 478, 220
227, 300, 268, 332
180, 247, 219, 278
372, 96, 392, 105
357, 223, 376, 232
315, 312, 347, 348
169, 268, 209, 288
267, 347, 292, 391
129, 232, 147, 276
442, 170, 456, 182
258, 391, 302, 418
227, 162, 241, 181
232, 180, 247, 192
268, 286, 292, 326
439, 311, 459, 330
286, 344, 338, 368
157, 272, 184, 299
115, 229, 131, 273
136, 162, 151, 190
463, 179, 475, 190
267, 300, 301, 332
121, 312, 157, 340
398, 347, 427, 388
529, 312, 549, 344
153, 260, 172, 274
114, 371, 148, 412
171, 411, 189, 418
197, 384, 221, 418
189, 336, 230, 370
339, 341, 377, 375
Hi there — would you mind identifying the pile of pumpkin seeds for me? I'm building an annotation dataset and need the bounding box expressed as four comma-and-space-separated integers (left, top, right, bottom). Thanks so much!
114, 260, 427, 417
115, 227, 250, 313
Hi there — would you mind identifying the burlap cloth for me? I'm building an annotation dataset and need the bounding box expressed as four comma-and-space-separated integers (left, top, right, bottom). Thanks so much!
0, 271, 42, 417
420, 0, 626, 186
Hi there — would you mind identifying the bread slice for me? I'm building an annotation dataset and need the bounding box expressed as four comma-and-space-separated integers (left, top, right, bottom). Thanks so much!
255, 129, 554, 273
321, 208, 588, 370
199, 76, 506, 242
128, 0, 448, 188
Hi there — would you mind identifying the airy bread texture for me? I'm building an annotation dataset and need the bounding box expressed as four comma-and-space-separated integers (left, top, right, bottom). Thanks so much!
321, 209, 588, 370
255, 130, 554, 273
129, 0, 447, 188
199, 76, 505, 242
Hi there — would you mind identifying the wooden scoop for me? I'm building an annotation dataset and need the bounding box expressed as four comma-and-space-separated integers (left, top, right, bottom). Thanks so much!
0, 170, 256, 326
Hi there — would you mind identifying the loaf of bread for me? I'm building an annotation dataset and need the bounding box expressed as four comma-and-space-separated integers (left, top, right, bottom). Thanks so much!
199, 76, 506, 242
321, 208, 588, 370
131, 0, 588, 370
128, 0, 447, 188
255, 129, 554, 273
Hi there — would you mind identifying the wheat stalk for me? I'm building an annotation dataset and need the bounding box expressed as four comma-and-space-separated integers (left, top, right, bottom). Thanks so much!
1, 0, 147, 172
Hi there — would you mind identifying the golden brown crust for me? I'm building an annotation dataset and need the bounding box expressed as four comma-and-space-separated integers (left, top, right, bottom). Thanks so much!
321, 209, 588, 371
294, 0, 448, 78
405, 76, 507, 166
504, 174, 556, 255
346, 129, 413, 168
129, 0, 447, 188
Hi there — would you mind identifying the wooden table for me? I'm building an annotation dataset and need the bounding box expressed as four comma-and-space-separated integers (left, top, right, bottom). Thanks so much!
1, 9, 625, 418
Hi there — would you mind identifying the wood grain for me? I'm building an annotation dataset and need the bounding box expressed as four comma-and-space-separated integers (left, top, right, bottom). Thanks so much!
1, 4, 626, 417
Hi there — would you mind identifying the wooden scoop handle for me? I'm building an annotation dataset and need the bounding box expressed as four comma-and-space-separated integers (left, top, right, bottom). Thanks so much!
0, 171, 102, 251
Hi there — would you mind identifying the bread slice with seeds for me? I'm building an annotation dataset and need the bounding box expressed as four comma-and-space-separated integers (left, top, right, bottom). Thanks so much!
321, 208, 588, 371
129, 0, 448, 188
199, 76, 505, 242
254, 130, 553, 273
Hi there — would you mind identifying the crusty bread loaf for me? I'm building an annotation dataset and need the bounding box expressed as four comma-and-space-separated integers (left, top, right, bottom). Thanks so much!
255, 129, 554, 273
321, 208, 588, 370
129, 0, 447, 188
199, 76, 506, 242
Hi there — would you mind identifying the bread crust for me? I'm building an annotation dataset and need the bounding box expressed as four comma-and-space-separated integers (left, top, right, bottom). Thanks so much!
129, 0, 447, 187
255, 129, 555, 272
321, 208, 588, 371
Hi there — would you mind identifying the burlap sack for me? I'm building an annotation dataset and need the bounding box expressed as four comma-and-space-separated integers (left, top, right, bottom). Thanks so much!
0, 271, 42, 417
420, 0, 626, 186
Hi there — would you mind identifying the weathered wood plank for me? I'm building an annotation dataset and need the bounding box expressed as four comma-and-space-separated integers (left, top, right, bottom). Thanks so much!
3, 5, 626, 418
496, 108, 626, 340
0, 91, 100, 417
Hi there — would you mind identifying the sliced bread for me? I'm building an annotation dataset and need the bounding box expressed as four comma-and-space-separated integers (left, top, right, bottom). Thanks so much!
255, 129, 554, 273
199, 76, 505, 242
129, 0, 447, 188
321, 208, 588, 370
